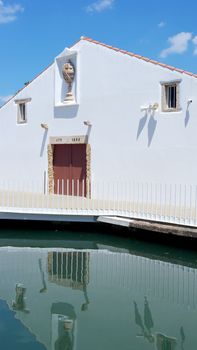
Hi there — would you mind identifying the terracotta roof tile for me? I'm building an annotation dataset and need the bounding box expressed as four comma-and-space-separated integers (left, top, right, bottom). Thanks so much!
119, 49, 128, 54
133, 54, 143, 59
1, 36, 196, 111
113, 47, 121, 51
82, 37, 197, 78
162, 64, 174, 70
148, 59, 159, 65
174, 68, 184, 73
140, 57, 151, 62
127, 52, 135, 57
183, 71, 194, 76
158, 62, 168, 67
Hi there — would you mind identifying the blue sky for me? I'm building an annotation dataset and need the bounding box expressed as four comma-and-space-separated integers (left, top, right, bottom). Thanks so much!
1, 0, 197, 105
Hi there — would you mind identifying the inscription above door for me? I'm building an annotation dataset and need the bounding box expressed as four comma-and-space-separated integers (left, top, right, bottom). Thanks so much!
50, 135, 87, 145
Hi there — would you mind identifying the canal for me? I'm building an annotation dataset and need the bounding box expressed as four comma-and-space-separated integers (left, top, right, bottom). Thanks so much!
0, 223, 196, 349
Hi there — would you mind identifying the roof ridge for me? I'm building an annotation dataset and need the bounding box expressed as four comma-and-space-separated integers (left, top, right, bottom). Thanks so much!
1, 36, 197, 110
0, 62, 53, 110
81, 36, 197, 79
0, 38, 83, 110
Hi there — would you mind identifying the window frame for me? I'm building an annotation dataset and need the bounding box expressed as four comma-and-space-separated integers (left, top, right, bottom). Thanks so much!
17, 102, 27, 124
161, 80, 181, 112
14, 98, 31, 125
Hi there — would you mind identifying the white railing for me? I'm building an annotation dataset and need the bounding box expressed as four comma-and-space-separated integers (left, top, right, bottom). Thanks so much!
0, 179, 196, 226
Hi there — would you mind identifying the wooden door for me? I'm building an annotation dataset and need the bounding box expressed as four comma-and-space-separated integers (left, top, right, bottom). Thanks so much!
53, 144, 87, 196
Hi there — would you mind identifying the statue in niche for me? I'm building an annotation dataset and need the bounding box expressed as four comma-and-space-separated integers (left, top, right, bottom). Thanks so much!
62, 60, 75, 103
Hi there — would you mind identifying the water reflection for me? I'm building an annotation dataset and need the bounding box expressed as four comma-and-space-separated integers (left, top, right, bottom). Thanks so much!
51, 303, 76, 350
134, 298, 154, 343
39, 258, 47, 293
180, 326, 186, 350
134, 298, 177, 349
48, 251, 90, 311
48, 251, 90, 290
0, 238, 196, 349
12, 283, 30, 313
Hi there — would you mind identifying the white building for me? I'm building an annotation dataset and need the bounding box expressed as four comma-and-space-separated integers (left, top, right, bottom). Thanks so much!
0, 36, 197, 197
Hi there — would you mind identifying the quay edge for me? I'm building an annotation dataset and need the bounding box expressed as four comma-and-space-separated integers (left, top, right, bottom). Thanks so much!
1, 209, 197, 239
97, 216, 197, 238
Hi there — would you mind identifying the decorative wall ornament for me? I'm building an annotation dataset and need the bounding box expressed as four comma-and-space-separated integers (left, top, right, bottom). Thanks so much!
47, 144, 54, 194
86, 144, 91, 198
62, 60, 75, 103
41, 123, 48, 129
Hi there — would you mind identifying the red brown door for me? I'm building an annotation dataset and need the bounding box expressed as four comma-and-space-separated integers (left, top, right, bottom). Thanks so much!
53, 144, 87, 196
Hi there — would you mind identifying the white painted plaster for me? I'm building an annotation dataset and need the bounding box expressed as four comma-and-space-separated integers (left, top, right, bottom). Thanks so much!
0, 39, 197, 195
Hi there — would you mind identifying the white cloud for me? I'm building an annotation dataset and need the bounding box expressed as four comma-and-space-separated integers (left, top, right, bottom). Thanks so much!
160, 32, 192, 58
192, 35, 197, 55
0, 95, 13, 105
158, 21, 165, 28
86, 0, 114, 13
0, 0, 24, 24
192, 35, 197, 45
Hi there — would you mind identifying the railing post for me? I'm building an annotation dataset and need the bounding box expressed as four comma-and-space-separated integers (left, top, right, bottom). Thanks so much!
195, 186, 197, 226
0, 178, 197, 228
184, 184, 187, 225
189, 185, 192, 226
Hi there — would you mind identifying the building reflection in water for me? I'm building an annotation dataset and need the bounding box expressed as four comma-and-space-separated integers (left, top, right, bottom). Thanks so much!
180, 326, 185, 350
39, 258, 47, 293
155, 333, 177, 350
1, 245, 194, 349
51, 302, 76, 350
134, 298, 154, 343
134, 297, 177, 349
48, 251, 90, 310
12, 283, 30, 313
48, 251, 91, 349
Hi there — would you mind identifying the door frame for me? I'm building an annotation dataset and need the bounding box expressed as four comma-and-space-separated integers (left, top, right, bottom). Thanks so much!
47, 136, 91, 197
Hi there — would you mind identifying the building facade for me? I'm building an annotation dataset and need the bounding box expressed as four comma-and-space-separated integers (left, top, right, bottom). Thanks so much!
0, 37, 197, 197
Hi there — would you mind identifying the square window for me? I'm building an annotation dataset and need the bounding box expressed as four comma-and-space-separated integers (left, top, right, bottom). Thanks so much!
161, 81, 181, 112
18, 103, 27, 123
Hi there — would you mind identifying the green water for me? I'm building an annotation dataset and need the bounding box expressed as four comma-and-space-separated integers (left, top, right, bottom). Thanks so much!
0, 225, 197, 349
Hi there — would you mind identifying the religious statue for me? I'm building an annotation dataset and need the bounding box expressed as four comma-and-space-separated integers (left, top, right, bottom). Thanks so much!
62, 60, 75, 103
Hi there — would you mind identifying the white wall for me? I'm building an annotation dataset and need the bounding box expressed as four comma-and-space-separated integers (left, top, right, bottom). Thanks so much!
0, 39, 197, 193
77, 41, 197, 186
0, 64, 54, 190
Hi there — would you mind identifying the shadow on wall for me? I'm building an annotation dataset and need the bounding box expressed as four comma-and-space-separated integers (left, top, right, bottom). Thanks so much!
185, 100, 193, 127
54, 105, 79, 119
137, 110, 157, 147
185, 108, 190, 127
40, 129, 48, 157
148, 114, 157, 147
85, 125, 92, 141
137, 112, 148, 139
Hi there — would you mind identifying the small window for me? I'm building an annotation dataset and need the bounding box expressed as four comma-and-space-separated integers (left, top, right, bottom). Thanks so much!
18, 103, 27, 124
161, 81, 181, 112
165, 84, 176, 109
